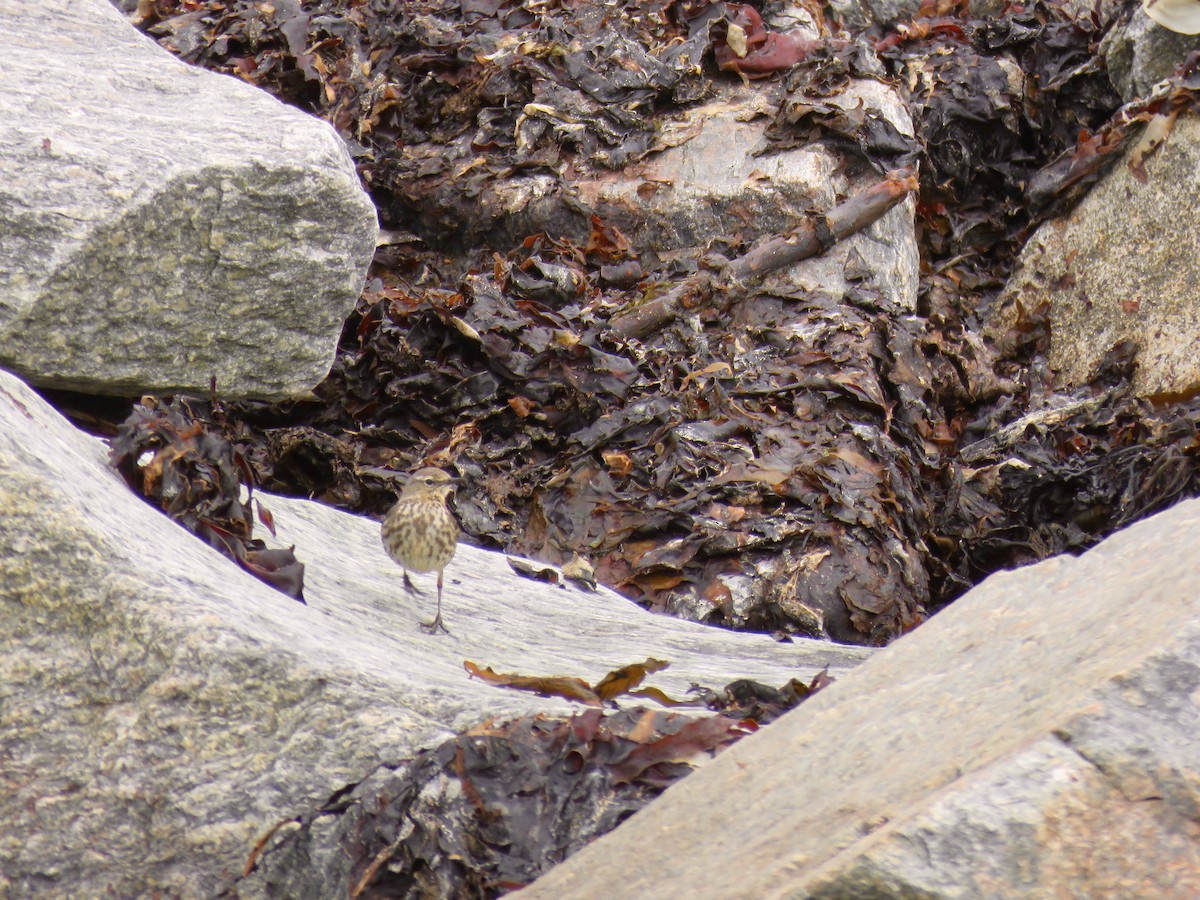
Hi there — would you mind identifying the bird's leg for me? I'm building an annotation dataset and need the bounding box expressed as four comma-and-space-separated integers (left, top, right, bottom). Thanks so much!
403, 570, 422, 595
420, 569, 450, 635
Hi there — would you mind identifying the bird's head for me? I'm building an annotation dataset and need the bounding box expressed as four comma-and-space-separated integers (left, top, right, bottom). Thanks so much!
400, 467, 458, 501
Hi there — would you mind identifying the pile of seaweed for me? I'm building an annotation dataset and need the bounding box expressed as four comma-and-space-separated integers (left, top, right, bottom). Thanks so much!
92, 1, 1200, 894
114, 0, 1200, 647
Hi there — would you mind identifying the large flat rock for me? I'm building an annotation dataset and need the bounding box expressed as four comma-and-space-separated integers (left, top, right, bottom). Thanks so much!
0, 0, 377, 399
523, 494, 1200, 897
0, 368, 870, 897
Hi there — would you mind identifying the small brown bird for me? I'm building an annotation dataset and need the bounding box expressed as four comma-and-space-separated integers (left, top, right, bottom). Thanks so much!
381, 467, 460, 634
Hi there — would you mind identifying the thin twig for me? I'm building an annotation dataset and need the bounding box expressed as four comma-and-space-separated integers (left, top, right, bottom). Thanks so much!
608, 168, 918, 340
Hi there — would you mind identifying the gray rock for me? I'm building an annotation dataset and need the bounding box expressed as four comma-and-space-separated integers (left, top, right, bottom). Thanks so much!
991, 112, 1200, 398
0, 368, 871, 897
484, 80, 919, 312
825, 0, 923, 27
591, 82, 919, 310
1102, 7, 1200, 101
826, 0, 1007, 28
0, 0, 377, 399
521, 494, 1200, 898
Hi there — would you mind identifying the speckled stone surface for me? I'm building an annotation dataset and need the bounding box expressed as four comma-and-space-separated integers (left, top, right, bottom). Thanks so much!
0, 0, 377, 399
524, 491, 1200, 898
0, 369, 871, 896
995, 112, 1200, 399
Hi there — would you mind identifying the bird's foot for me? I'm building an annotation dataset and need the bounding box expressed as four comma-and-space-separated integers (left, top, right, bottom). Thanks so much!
403, 572, 423, 596
419, 614, 450, 636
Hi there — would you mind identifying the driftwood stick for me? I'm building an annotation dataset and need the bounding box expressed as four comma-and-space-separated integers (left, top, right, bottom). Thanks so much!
609, 168, 918, 340
608, 272, 716, 341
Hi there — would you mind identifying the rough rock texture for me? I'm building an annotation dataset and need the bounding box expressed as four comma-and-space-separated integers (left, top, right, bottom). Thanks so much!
522, 493, 1200, 898
826, 0, 924, 27
1102, 6, 1200, 101
992, 112, 1200, 398
0, 0, 377, 399
484, 81, 919, 311
826, 0, 1007, 28
0, 368, 870, 898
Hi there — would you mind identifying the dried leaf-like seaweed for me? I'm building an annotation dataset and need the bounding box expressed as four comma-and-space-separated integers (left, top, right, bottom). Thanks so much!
232, 704, 762, 896
109, 394, 305, 602
111, 0, 1200, 649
